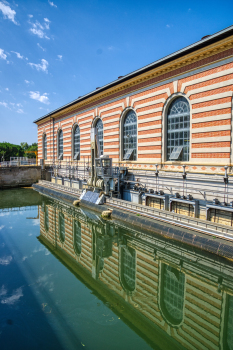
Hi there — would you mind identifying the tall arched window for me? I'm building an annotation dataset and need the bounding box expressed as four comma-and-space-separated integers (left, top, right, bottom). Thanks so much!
223, 295, 233, 350
73, 125, 80, 160
160, 264, 185, 326
59, 212, 65, 243
96, 119, 103, 156
43, 134, 47, 160
73, 220, 81, 255
167, 97, 190, 161
123, 110, 137, 161
121, 246, 136, 292
58, 130, 63, 160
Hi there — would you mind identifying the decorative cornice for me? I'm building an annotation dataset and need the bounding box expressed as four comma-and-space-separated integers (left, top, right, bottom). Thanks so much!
36, 35, 233, 126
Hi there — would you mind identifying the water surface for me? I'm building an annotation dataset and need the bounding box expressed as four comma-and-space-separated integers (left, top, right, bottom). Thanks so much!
1, 188, 233, 350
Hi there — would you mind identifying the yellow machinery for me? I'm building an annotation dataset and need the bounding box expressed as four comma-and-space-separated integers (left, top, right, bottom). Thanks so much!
25, 150, 38, 165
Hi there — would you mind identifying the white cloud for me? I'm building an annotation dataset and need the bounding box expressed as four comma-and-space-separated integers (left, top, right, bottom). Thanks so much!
28, 14, 33, 18
28, 58, 48, 73
0, 102, 8, 108
44, 18, 50, 29
1, 287, 23, 305
48, 1, 57, 8
166, 24, 170, 28
0, 285, 7, 297
29, 91, 49, 104
0, 1, 18, 25
29, 18, 50, 39
0, 225, 4, 230
37, 43, 46, 51
5, 87, 9, 91
25, 80, 33, 85
17, 108, 23, 113
0, 212, 9, 217
11, 51, 23, 59
0, 255, 12, 266
16, 103, 22, 107
0, 48, 7, 60
57, 54, 62, 60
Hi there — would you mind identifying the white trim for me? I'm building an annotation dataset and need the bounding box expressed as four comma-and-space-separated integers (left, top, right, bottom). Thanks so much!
135, 98, 166, 110
131, 88, 171, 107
139, 124, 161, 131
187, 79, 233, 97
99, 102, 125, 115
192, 102, 232, 114
192, 147, 230, 153
192, 125, 231, 133
138, 150, 161, 154
192, 136, 230, 142
139, 141, 162, 146
173, 80, 178, 93
137, 106, 163, 116
191, 91, 232, 105
192, 113, 231, 123
181, 68, 233, 93
138, 115, 162, 124
103, 117, 119, 124
104, 137, 119, 143
138, 133, 161, 139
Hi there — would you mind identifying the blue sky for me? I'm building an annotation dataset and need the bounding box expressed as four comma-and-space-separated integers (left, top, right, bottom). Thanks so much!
0, 0, 233, 145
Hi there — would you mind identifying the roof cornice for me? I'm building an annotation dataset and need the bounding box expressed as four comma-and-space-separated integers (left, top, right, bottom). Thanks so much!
34, 25, 233, 125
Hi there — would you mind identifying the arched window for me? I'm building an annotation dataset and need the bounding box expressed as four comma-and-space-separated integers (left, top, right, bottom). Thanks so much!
121, 246, 136, 292
123, 110, 137, 161
73, 220, 81, 255
160, 264, 185, 325
167, 97, 190, 161
223, 295, 233, 350
59, 212, 65, 243
44, 205, 49, 231
58, 130, 63, 160
96, 119, 103, 156
43, 134, 47, 160
73, 125, 80, 160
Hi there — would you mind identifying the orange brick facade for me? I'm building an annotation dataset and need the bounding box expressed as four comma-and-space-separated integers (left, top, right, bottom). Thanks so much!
35, 29, 233, 173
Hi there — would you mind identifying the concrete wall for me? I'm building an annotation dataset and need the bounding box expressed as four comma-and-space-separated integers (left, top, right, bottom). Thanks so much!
0, 166, 41, 188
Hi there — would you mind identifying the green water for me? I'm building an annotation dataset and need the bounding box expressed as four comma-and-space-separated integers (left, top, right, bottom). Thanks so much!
0, 188, 233, 350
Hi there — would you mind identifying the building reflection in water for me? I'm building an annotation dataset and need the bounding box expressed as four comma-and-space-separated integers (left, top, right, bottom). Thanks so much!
39, 197, 233, 350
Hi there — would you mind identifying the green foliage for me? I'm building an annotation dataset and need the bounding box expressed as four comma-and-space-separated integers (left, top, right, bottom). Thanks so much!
0, 142, 38, 161
25, 143, 38, 158
0, 142, 24, 161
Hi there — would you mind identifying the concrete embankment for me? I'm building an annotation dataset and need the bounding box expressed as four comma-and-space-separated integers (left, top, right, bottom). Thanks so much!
33, 183, 233, 260
0, 166, 41, 188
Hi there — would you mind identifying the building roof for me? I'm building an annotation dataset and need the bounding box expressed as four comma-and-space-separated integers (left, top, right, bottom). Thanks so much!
34, 24, 233, 124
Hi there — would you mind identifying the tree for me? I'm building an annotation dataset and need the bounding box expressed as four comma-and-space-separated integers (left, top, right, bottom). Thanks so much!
0, 142, 24, 161
25, 143, 38, 158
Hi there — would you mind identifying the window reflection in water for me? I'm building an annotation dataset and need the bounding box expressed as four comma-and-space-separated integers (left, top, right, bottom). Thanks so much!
121, 246, 136, 292
161, 264, 185, 325
74, 220, 81, 255
44, 206, 49, 231
59, 212, 65, 243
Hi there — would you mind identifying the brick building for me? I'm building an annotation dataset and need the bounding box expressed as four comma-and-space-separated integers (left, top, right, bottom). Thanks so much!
35, 25, 233, 174
39, 199, 233, 350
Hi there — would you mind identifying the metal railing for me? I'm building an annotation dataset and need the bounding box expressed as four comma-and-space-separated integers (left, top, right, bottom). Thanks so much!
106, 197, 233, 239
38, 180, 83, 196
0, 158, 37, 167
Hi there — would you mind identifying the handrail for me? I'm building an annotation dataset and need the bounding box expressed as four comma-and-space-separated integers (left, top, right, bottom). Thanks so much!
106, 197, 233, 238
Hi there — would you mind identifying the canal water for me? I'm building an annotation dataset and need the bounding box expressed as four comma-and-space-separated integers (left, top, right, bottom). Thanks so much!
0, 188, 233, 350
